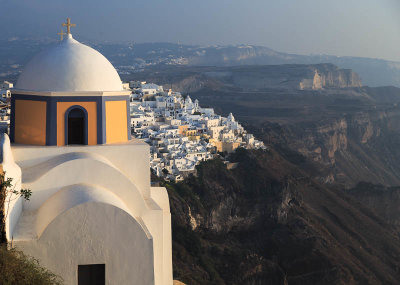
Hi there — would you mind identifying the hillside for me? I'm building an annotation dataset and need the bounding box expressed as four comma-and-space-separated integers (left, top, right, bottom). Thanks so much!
167, 149, 400, 285
198, 86, 400, 188
129, 64, 361, 91
100, 43, 400, 87
0, 39, 399, 87
149, 75, 400, 283
348, 182, 400, 232
132, 66, 400, 187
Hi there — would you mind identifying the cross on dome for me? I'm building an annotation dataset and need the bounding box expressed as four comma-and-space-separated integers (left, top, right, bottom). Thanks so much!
62, 17, 76, 34
57, 29, 66, 40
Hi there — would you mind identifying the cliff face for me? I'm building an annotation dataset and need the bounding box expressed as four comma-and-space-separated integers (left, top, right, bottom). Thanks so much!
168, 150, 400, 285
348, 183, 400, 232
260, 107, 400, 187
284, 118, 348, 165
131, 64, 362, 93
226, 64, 361, 90
168, 118, 400, 284
299, 66, 361, 90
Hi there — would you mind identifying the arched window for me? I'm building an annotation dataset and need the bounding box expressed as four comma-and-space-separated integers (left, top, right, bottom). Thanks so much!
65, 106, 88, 145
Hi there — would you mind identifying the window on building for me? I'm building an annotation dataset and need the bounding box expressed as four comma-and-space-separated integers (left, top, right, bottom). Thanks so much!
78, 264, 105, 285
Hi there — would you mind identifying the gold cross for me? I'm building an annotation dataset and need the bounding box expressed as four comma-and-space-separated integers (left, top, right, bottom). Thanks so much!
62, 18, 76, 34
57, 29, 66, 40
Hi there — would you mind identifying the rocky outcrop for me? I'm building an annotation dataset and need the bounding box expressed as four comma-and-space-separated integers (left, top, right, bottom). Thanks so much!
259, 107, 400, 187
291, 118, 348, 165
299, 65, 362, 90
131, 64, 362, 94
281, 112, 379, 167
218, 64, 362, 90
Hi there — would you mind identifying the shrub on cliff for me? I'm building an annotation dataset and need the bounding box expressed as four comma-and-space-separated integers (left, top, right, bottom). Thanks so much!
0, 171, 62, 284
0, 247, 63, 285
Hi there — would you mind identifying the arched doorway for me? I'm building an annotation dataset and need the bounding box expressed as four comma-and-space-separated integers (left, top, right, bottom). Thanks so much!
66, 107, 87, 145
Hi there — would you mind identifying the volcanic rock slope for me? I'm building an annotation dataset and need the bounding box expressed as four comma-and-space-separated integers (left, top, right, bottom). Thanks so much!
138, 66, 400, 284
168, 149, 400, 285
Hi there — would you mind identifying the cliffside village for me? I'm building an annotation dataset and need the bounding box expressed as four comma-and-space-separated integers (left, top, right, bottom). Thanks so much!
129, 81, 265, 181
0, 80, 265, 181
0, 81, 12, 133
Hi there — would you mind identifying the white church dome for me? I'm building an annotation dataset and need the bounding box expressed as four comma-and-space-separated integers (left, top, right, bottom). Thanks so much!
16, 34, 123, 92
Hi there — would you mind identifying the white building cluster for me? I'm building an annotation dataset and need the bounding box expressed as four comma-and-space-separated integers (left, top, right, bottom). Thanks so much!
0, 81, 12, 132
129, 82, 265, 181
0, 81, 13, 100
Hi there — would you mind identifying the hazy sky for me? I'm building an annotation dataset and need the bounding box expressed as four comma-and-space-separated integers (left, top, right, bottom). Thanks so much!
1, 0, 400, 61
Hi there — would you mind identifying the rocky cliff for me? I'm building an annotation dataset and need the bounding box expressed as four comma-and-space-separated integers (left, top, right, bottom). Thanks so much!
348, 182, 400, 232
130, 64, 362, 92
258, 106, 400, 188
225, 64, 361, 90
299, 65, 361, 90
168, 149, 400, 285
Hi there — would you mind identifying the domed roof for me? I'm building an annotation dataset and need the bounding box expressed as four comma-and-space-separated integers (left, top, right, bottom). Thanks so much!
16, 34, 123, 92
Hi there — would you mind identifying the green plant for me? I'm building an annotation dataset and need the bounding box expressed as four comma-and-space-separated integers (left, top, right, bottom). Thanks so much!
0, 247, 63, 285
0, 171, 32, 244
0, 173, 61, 284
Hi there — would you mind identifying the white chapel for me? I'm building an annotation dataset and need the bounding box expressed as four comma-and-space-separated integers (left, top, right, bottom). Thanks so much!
1, 18, 173, 285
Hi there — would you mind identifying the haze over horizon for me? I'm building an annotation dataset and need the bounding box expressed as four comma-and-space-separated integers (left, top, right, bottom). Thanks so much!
1, 0, 400, 62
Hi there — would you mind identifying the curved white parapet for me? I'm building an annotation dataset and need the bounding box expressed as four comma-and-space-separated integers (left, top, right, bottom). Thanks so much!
35, 184, 151, 239
11, 141, 152, 200
1, 133, 17, 165
144, 186, 173, 285
22, 151, 114, 184
151, 187, 171, 213
23, 155, 149, 217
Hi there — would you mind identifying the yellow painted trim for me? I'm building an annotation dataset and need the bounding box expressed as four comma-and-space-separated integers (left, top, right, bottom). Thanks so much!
12, 90, 131, 97
105, 100, 128, 144
15, 100, 47, 145
57, 102, 97, 146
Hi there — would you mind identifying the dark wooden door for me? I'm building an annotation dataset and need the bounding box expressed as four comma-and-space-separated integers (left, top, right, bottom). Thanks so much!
78, 264, 105, 285
68, 117, 84, 144
67, 108, 85, 145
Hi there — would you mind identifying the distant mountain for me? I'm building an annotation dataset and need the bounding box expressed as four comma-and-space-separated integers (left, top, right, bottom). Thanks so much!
190, 46, 400, 87
0, 39, 399, 87
95, 43, 400, 87
129, 64, 362, 92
